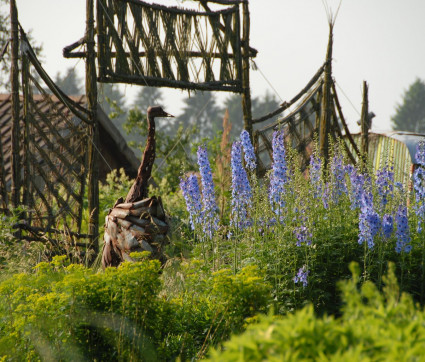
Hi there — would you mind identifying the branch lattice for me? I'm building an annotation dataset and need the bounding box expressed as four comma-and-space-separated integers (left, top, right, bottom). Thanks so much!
97, 0, 243, 92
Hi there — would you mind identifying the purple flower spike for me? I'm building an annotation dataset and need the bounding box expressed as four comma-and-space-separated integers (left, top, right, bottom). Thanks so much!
294, 265, 309, 287
180, 174, 202, 230
330, 152, 347, 203
382, 214, 394, 239
294, 226, 312, 247
358, 190, 381, 249
309, 153, 323, 199
395, 206, 412, 253
415, 141, 425, 166
376, 165, 394, 207
231, 141, 253, 229
197, 145, 219, 239
345, 165, 365, 210
269, 130, 289, 213
240, 130, 257, 171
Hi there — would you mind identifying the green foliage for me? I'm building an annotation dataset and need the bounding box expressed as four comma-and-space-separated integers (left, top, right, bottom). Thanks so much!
132, 86, 163, 110
0, 256, 271, 360
0, 208, 49, 275
207, 262, 425, 361
392, 78, 425, 132
183, 142, 425, 317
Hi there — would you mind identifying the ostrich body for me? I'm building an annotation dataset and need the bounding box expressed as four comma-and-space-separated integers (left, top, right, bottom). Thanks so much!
102, 106, 173, 269
125, 106, 174, 203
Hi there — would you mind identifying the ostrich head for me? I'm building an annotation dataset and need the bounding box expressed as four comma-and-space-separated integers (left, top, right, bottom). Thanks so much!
147, 106, 174, 119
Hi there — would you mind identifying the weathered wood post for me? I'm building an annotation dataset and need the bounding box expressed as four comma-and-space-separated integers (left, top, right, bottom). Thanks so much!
319, 23, 333, 170
20, 38, 31, 210
86, 0, 99, 254
360, 81, 369, 168
241, 1, 253, 140
10, 0, 21, 207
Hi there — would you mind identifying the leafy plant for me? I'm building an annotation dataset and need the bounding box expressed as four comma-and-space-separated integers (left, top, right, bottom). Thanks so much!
207, 262, 425, 361
0, 255, 271, 360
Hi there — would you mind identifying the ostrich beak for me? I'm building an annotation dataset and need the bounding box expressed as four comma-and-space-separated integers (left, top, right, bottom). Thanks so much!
159, 110, 174, 118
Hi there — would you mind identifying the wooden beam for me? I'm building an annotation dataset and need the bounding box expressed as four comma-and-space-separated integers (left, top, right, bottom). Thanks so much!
241, 1, 253, 139
360, 81, 369, 168
10, 0, 21, 207
65, 49, 243, 60
319, 23, 333, 170
252, 64, 325, 124
99, 73, 243, 92
331, 81, 361, 158
86, 0, 100, 255
21, 48, 31, 210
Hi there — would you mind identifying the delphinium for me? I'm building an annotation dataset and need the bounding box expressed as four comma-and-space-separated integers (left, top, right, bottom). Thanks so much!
322, 182, 330, 209
358, 190, 381, 250
309, 152, 323, 199
381, 213, 394, 240
395, 205, 412, 288
375, 165, 394, 210
180, 174, 202, 231
294, 225, 312, 247
345, 164, 365, 210
197, 145, 219, 239
230, 141, 253, 229
293, 265, 309, 288
330, 152, 347, 204
416, 141, 425, 165
240, 130, 257, 172
395, 205, 412, 254
413, 141, 425, 233
269, 130, 289, 215
413, 141, 425, 301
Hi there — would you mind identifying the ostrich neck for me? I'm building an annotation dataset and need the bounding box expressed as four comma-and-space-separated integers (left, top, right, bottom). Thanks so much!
124, 114, 156, 203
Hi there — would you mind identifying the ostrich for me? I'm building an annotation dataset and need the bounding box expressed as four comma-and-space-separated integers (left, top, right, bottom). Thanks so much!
102, 106, 174, 268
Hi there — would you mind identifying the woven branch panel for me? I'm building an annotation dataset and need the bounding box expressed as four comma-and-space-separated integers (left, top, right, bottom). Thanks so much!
255, 75, 360, 176
255, 81, 323, 175
23, 75, 88, 234
102, 196, 169, 268
97, 0, 243, 92
4, 38, 91, 237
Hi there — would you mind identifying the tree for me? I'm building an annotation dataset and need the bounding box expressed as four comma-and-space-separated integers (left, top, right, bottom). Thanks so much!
0, 0, 10, 89
252, 91, 280, 125
221, 91, 280, 139
54, 67, 82, 95
132, 86, 163, 110
97, 83, 127, 119
0, 1, 43, 91
222, 94, 244, 138
392, 78, 425, 133
176, 91, 222, 140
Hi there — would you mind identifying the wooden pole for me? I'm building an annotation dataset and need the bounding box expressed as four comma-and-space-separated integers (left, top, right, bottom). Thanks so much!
0, 122, 7, 209
10, 0, 21, 207
241, 1, 253, 140
360, 81, 369, 168
21, 46, 31, 210
86, 0, 99, 254
319, 23, 333, 170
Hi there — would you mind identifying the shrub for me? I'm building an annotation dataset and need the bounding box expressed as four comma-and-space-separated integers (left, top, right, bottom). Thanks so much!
0, 255, 272, 360
207, 262, 425, 361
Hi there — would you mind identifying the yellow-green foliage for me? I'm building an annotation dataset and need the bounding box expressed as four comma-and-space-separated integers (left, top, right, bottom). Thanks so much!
207, 262, 425, 361
0, 255, 272, 360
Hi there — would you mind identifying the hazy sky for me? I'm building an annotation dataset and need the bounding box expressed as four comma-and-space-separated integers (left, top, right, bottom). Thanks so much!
13, 0, 425, 132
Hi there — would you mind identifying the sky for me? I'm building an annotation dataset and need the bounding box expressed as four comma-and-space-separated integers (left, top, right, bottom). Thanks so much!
12, 0, 425, 133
